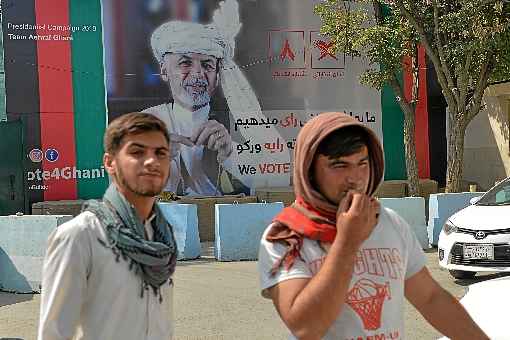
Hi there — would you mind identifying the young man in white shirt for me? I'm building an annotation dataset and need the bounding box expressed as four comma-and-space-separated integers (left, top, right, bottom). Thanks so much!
38, 112, 177, 340
258, 111, 488, 339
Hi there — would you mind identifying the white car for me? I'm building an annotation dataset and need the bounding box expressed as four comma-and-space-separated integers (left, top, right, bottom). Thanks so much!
438, 177, 510, 279
438, 275, 510, 339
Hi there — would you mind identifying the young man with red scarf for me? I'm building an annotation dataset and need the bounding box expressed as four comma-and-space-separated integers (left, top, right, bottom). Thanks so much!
258, 112, 487, 339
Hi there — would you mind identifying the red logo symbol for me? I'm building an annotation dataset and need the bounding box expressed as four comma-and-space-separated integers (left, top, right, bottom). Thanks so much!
346, 279, 391, 330
279, 39, 296, 62
314, 40, 337, 61
309, 31, 344, 69
269, 30, 305, 69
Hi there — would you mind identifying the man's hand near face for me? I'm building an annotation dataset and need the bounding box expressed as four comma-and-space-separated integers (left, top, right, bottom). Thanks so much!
190, 120, 233, 162
335, 190, 380, 251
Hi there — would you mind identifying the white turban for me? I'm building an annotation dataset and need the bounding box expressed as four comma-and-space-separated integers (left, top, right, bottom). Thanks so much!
151, 21, 227, 63
151, 0, 241, 64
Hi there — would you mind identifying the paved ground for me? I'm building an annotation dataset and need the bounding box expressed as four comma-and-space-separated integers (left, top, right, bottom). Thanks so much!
0, 247, 506, 340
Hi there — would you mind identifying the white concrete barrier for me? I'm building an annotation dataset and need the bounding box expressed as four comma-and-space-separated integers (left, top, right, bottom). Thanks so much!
427, 192, 484, 246
0, 215, 72, 293
158, 203, 200, 260
215, 202, 284, 261
379, 197, 429, 249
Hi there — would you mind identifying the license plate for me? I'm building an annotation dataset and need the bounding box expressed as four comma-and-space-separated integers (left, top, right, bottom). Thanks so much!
463, 244, 494, 260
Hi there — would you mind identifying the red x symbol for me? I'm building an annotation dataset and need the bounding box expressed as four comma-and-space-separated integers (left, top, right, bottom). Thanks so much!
314, 40, 337, 61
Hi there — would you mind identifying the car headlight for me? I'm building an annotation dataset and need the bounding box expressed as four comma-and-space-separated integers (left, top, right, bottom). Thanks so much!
442, 221, 458, 235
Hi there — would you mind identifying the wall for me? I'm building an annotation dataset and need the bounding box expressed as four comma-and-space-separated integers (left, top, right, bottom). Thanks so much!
464, 82, 510, 190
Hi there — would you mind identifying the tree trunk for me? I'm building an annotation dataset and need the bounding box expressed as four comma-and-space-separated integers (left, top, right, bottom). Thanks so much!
402, 109, 420, 196
445, 113, 466, 193
372, 2, 420, 196
389, 76, 420, 197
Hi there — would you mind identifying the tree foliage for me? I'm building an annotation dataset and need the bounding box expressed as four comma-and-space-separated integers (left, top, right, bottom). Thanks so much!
315, 0, 510, 192
315, 1, 415, 90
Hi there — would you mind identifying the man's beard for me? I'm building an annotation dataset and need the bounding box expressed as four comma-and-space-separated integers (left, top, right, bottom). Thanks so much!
177, 77, 211, 109
116, 166, 168, 197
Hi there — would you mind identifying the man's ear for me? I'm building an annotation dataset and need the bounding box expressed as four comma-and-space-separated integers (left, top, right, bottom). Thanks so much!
103, 153, 116, 177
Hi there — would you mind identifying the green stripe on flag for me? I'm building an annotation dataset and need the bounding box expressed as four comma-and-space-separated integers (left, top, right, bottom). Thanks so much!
70, 0, 108, 198
380, 3, 406, 180
381, 83, 406, 180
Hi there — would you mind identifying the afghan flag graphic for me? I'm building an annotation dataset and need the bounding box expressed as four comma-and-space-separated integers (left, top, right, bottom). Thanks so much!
2, 0, 108, 206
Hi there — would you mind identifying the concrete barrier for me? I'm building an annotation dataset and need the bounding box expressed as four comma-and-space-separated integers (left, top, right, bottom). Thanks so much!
255, 187, 295, 207
178, 195, 258, 242
375, 180, 408, 198
32, 199, 85, 216
158, 203, 200, 260
427, 192, 484, 246
0, 215, 72, 293
215, 202, 284, 261
379, 197, 429, 249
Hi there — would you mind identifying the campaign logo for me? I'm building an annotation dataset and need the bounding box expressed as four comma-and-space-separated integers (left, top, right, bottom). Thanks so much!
268, 30, 306, 69
309, 31, 345, 69
28, 148, 43, 163
45, 148, 59, 162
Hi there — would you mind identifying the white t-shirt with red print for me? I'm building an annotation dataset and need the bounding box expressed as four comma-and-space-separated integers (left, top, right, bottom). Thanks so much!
258, 207, 426, 340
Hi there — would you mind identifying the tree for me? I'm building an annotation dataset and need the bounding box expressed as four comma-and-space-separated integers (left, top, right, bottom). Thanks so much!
315, 0, 510, 193
315, 1, 424, 196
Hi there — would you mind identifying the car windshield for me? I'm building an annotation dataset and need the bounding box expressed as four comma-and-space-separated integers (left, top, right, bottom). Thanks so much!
477, 178, 510, 206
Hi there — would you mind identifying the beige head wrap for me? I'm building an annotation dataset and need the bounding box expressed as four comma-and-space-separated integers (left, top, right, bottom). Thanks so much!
293, 112, 385, 215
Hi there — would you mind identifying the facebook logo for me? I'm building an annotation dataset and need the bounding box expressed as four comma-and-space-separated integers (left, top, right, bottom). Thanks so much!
45, 148, 59, 162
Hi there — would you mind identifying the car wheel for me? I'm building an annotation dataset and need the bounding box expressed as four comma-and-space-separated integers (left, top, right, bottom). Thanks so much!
449, 270, 476, 279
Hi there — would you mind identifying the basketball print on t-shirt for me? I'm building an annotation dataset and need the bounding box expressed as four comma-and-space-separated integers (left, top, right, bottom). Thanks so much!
346, 278, 392, 330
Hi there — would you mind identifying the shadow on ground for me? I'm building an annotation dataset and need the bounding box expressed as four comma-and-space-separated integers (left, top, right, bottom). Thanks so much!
454, 271, 510, 286
0, 291, 34, 308
0, 247, 35, 293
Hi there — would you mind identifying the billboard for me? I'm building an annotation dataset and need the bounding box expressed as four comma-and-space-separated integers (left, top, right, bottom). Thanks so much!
103, 0, 383, 196
2, 0, 390, 204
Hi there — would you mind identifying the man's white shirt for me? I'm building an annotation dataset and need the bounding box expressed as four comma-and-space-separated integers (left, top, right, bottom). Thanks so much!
258, 207, 427, 340
38, 212, 174, 340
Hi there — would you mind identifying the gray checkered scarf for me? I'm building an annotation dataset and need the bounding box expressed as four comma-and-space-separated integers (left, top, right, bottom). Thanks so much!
83, 184, 177, 302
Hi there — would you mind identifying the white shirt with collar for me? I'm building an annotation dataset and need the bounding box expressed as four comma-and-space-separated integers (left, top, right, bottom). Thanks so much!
38, 211, 174, 340
144, 214, 155, 241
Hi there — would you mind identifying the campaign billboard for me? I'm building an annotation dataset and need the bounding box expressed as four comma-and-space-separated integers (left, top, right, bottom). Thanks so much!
102, 0, 383, 196
1, 0, 404, 205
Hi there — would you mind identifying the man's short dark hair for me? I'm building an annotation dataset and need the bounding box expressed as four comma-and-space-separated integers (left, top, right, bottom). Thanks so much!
104, 112, 170, 155
316, 125, 369, 159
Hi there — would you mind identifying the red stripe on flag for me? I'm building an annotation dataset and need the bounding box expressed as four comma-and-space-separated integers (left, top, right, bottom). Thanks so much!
35, 0, 78, 200
174, 0, 190, 20
415, 46, 430, 178
403, 47, 430, 179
